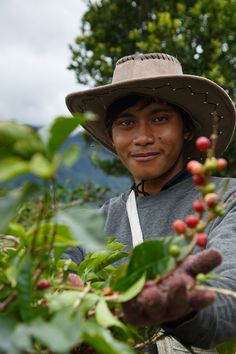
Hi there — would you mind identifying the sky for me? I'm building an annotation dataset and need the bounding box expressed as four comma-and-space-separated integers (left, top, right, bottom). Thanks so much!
0, 0, 88, 126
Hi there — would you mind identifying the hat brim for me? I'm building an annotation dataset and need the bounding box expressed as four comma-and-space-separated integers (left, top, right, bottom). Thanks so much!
66, 75, 236, 161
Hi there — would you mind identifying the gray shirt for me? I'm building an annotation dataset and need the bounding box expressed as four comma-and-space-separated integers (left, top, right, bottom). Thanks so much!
101, 176, 236, 349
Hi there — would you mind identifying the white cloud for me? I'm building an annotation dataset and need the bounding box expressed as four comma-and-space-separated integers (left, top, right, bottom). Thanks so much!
0, 0, 88, 126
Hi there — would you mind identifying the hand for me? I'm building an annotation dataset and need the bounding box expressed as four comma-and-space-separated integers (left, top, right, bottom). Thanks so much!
122, 249, 222, 326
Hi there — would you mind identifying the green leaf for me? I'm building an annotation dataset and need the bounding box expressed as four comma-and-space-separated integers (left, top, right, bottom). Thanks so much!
29, 153, 57, 178
16, 254, 33, 321
0, 121, 34, 145
0, 121, 45, 159
0, 157, 29, 182
78, 293, 100, 317
78, 249, 128, 280
0, 316, 31, 354
47, 291, 98, 313
0, 314, 18, 354
116, 273, 146, 302
6, 222, 26, 241
26, 223, 76, 249
47, 115, 89, 156
96, 299, 126, 331
113, 237, 193, 291
0, 184, 37, 233
11, 324, 32, 353
61, 144, 80, 167
83, 321, 135, 354
56, 206, 106, 252
216, 337, 236, 354
30, 309, 83, 353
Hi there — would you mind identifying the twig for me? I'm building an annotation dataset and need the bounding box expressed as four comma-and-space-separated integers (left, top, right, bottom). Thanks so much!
134, 330, 163, 350
0, 292, 17, 311
196, 285, 236, 298
73, 285, 91, 310
208, 111, 219, 158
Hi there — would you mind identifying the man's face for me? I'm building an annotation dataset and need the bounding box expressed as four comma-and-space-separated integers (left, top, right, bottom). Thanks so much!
111, 100, 186, 190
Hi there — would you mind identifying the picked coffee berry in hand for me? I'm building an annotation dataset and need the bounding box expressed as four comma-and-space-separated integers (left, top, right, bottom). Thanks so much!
196, 136, 211, 151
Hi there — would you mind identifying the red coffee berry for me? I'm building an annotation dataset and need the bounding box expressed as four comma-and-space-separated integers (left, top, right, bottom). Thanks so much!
187, 160, 205, 175
185, 215, 199, 228
217, 158, 228, 170
192, 174, 206, 186
67, 273, 84, 288
172, 219, 186, 234
192, 200, 205, 213
196, 136, 211, 151
204, 193, 218, 208
37, 279, 51, 290
196, 233, 208, 248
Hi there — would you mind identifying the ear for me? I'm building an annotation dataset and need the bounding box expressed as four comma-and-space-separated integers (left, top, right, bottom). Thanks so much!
184, 131, 194, 141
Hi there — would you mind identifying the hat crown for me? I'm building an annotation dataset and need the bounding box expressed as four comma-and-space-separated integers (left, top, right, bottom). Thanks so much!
112, 53, 183, 83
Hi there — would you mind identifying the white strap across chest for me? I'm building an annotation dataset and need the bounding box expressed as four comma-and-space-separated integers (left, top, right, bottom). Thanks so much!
126, 190, 143, 246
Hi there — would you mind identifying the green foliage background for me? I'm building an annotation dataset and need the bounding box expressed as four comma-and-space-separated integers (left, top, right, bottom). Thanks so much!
68, 0, 236, 176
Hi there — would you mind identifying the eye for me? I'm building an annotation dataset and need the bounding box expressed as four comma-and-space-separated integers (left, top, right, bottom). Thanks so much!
115, 118, 134, 127
152, 115, 168, 123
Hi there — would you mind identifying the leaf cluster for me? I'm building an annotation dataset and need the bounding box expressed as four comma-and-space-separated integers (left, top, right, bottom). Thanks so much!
1, 115, 236, 353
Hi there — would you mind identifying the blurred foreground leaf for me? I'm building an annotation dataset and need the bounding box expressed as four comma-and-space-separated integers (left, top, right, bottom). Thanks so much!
47, 114, 93, 157
56, 206, 106, 252
82, 321, 135, 354
216, 337, 236, 354
0, 184, 37, 233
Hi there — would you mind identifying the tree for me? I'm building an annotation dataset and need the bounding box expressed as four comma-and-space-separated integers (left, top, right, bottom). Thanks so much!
69, 0, 236, 99
68, 0, 236, 175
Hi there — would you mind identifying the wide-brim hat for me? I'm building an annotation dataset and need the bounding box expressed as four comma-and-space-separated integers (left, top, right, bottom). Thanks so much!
66, 53, 236, 161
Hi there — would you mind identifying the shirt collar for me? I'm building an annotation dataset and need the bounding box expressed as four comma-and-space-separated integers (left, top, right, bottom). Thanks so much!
161, 168, 191, 191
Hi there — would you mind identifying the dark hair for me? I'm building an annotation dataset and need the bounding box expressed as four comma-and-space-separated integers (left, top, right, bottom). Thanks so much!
105, 94, 194, 136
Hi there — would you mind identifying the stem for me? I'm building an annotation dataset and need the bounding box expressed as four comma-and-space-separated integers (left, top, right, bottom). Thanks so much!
208, 111, 219, 158
72, 285, 91, 312
29, 185, 48, 254
0, 292, 17, 311
196, 285, 236, 298
49, 178, 58, 252
134, 330, 163, 350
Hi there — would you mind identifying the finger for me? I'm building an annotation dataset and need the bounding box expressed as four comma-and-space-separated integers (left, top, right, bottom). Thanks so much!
122, 300, 145, 324
122, 285, 165, 325
165, 277, 191, 321
181, 249, 222, 276
139, 285, 166, 324
188, 289, 216, 310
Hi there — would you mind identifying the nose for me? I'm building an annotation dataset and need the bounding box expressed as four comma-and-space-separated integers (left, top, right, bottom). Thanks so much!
133, 122, 154, 145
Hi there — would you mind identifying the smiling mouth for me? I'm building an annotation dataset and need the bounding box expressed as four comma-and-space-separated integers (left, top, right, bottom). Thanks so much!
130, 152, 160, 161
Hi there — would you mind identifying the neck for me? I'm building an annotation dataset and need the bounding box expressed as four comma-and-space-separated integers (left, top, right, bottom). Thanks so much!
134, 166, 185, 196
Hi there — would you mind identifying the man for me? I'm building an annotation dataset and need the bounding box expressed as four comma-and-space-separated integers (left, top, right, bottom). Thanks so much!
66, 53, 236, 353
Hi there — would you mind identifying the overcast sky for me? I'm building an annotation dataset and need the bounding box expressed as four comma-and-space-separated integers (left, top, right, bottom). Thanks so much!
0, 0, 88, 126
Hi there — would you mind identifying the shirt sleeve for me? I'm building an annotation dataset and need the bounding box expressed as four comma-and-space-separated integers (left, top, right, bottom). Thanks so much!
163, 191, 236, 348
